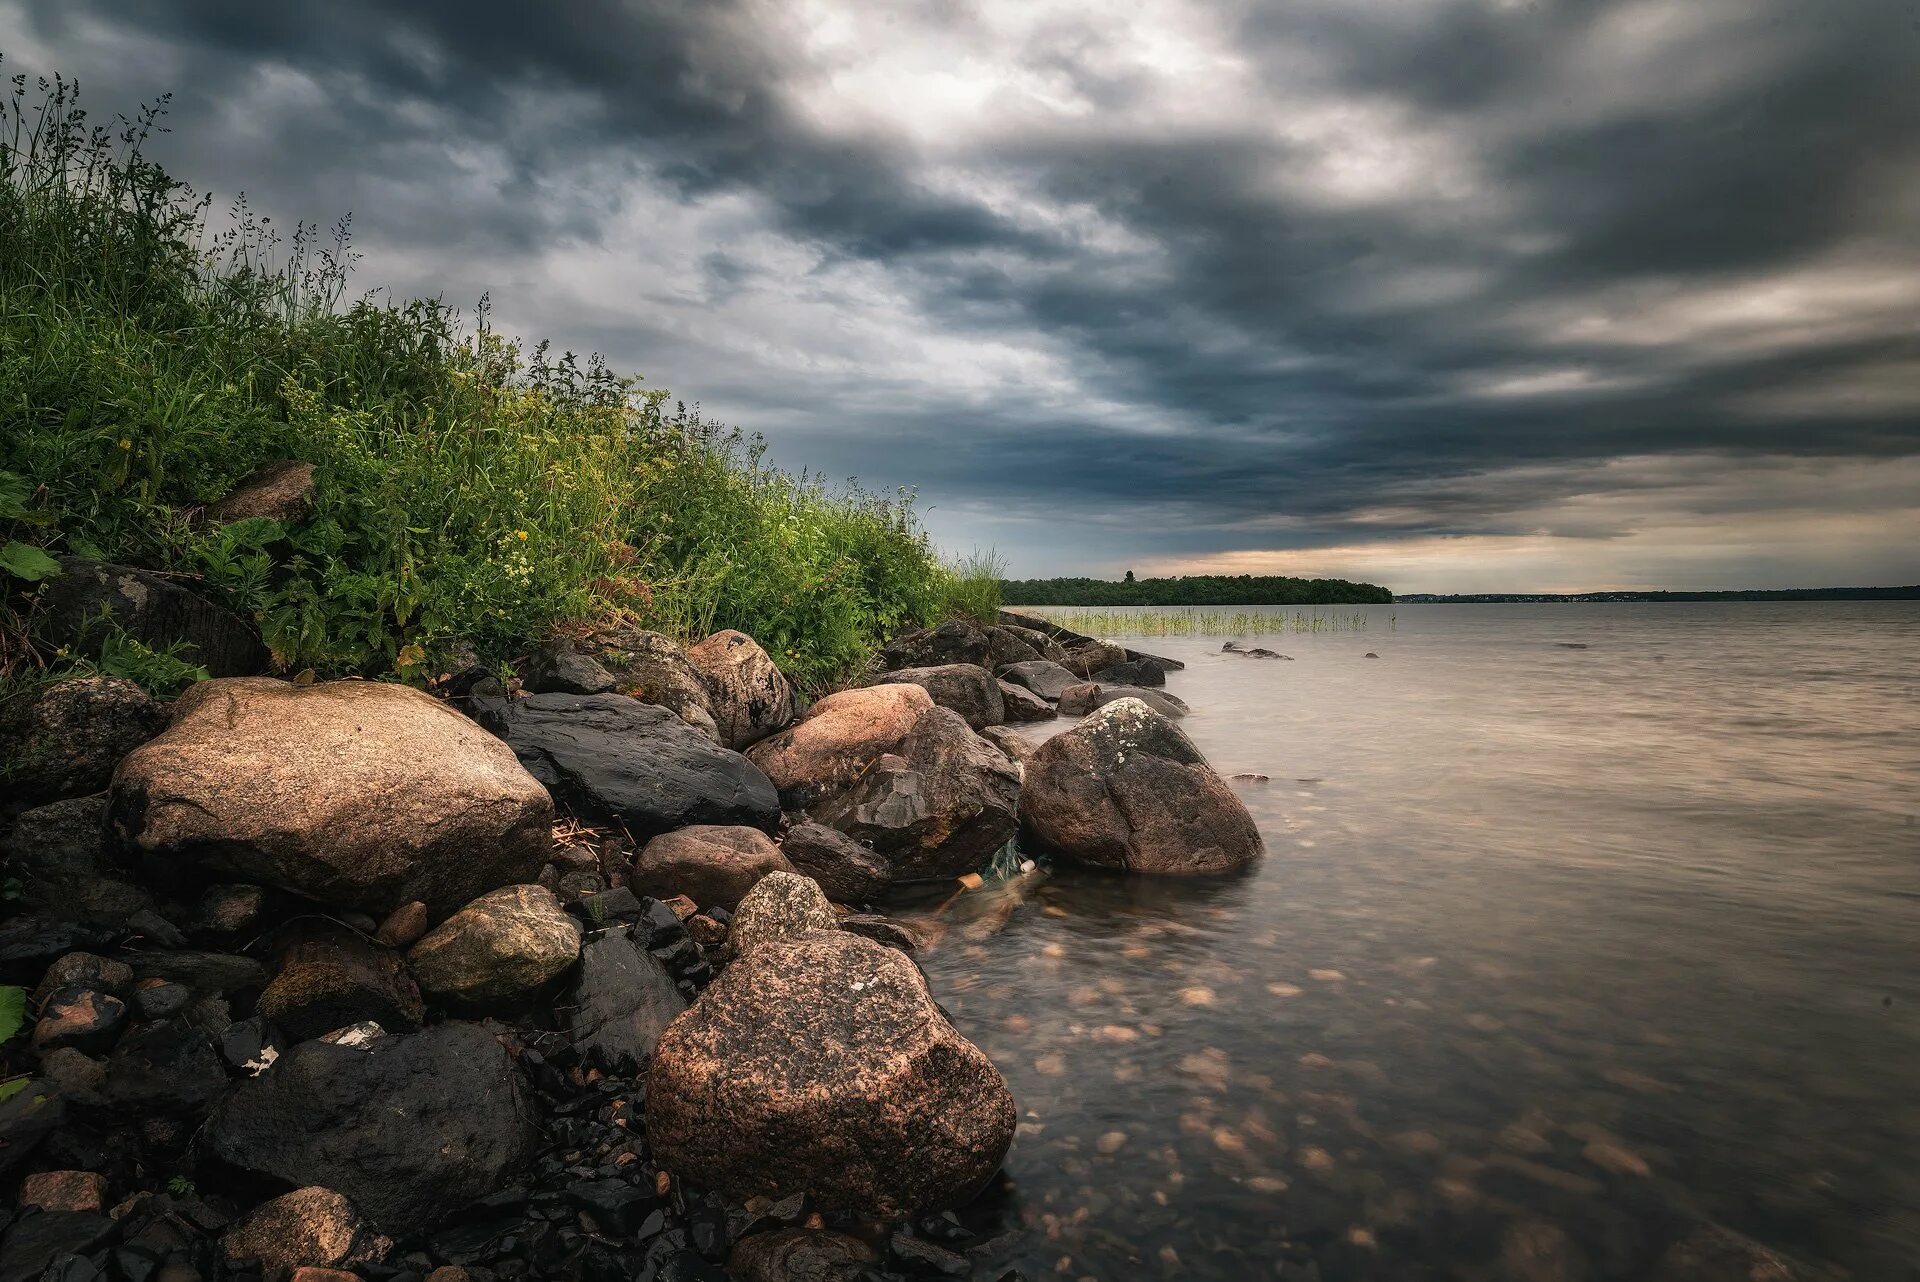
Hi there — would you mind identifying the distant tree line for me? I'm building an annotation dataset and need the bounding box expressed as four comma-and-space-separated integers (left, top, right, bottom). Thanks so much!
1000, 573, 1394, 605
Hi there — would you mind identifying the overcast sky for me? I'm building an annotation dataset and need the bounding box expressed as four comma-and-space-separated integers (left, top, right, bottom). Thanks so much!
6, 0, 1918, 591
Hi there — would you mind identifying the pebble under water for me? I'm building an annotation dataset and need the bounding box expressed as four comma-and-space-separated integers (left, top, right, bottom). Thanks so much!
901, 602, 1920, 1281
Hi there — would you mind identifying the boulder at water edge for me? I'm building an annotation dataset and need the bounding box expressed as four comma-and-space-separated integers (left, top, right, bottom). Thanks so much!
630, 825, 794, 910
203, 1021, 539, 1233
808, 707, 1022, 882
1090, 657, 1168, 687
407, 884, 582, 1009
995, 659, 1081, 701
112, 678, 553, 918
0, 675, 168, 807
686, 629, 797, 750
745, 684, 934, 810
778, 821, 893, 904
1020, 698, 1262, 875
728, 871, 838, 954
478, 692, 779, 839
1058, 637, 1129, 679
646, 931, 1015, 1217
997, 680, 1056, 723
862, 664, 1004, 730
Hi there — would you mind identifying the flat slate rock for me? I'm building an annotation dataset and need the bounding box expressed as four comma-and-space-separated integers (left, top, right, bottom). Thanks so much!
478, 693, 779, 839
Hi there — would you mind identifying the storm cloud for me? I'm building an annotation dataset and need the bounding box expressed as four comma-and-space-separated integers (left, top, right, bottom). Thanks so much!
5, 0, 1917, 589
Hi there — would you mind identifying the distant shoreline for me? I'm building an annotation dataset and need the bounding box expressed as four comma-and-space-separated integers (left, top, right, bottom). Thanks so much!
1395, 587, 1920, 603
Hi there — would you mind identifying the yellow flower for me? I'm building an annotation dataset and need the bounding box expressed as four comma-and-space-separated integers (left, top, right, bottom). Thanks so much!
514, 530, 529, 540
117, 439, 131, 450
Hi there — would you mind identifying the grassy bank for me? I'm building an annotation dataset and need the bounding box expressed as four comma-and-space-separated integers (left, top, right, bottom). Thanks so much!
0, 67, 993, 692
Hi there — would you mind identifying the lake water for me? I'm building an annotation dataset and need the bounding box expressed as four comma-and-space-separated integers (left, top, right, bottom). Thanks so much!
902, 603, 1920, 1280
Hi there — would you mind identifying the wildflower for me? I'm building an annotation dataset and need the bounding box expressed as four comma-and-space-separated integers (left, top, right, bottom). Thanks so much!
117, 439, 131, 450
514, 530, 529, 540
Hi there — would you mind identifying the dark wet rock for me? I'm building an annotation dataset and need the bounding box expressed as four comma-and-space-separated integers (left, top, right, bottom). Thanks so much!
565, 928, 687, 1073
729, 1229, 878, 1282
647, 931, 1016, 1217
101, 1018, 227, 1118
478, 693, 777, 839
0, 1210, 117, 1282
1058, 638, 1129, 680
204, 1021, 538, 1233
257, 920, 424, 1043
221, 1186, 391, 1279
218, 1016, 285, 1076
41, 557, 268, 678
1649, 1225, 1801, 1282
1, 917, 118, 986
572, 622, 719, 740
32, 987, 128, 1056
205, 459, 315, 526
1, 797, 151, 925
1021, 698, 1262, 875
32, 953, 133, 1004
744, 684, 934, 811
373, 901, 430, 950
567, 1178, 666, 1238
0, 676, 167, 807
38, 1048, 108, 1105
131, 980, 193, 1022
808, 707, 1021, 882
1055, 683, 1100, 716
113, 678, 553, 919
778, 822, 892, 904
630, 825, 793, 911
838, 915, 922, 953
408, 885, 581, 1009
1364, 651, 1380, 659
189, 884, 270, 942
728, 872, 838, 955
995, 660, 1079, 702
996, 680, 1056, 724
118, 949, 266, 998
521, 647, 619, 697
879, 620, 992, 671
889, 1232, 969, 1276
863, 665, 1004, 731
1088, 658, 1166, 688
0, 1080, 64, 1176
686, 630, 797, 751
573, 886, 647, 927
1086, 685, 1188, 719
981, 625, 1045, 670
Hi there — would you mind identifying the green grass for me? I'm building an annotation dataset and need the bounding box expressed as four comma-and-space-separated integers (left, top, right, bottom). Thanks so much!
0, 66, 996, 693
1015, 606, 1390, 637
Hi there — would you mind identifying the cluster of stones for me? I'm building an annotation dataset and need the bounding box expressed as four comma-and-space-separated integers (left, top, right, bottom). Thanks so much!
0, 549, 1276, 1282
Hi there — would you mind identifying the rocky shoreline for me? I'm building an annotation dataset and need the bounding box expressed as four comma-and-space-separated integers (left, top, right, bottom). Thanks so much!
2, 570, 1266, 1282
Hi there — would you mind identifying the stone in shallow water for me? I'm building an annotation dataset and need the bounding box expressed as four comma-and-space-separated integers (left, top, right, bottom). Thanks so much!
778, 822, 892, 905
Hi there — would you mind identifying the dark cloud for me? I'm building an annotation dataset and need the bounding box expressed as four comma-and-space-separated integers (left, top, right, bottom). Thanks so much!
4, 0, 1916, 588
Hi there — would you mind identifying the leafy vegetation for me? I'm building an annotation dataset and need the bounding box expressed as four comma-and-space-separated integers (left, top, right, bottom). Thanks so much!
0, 65, 994, 693
1003, 573, 1392, 606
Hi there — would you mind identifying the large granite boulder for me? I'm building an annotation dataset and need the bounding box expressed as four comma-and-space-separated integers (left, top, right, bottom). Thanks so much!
1, 797, 151, 924
878, 619, 992, 671
407, 885, 581, 1009
112, 678, 553, 918
686, 629, 796, 750
40, 558, 268, 678
646, 931, 1015, 1217
807, 707, 1021, 882
862, 664, 1003, 731
1059, 638, 1130, 679
995, 660, 1081, 702
478, 693, 778, 839
630, 825, 793, 910
744, 684, 933, 811
1, 675, 168, 807
778, 822, 893, 904
566, 927, 687, 1073
1020, 698, 1261, 875
257, 919, 424, 1043
571, 622, 718, 740
203, 1022, 539, 1233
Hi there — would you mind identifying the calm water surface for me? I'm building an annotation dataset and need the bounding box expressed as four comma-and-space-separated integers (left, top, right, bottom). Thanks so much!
900, 603, 1920, 1280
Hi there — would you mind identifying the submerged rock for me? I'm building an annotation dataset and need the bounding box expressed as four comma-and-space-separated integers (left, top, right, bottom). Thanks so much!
407, 884, 581, 1009
647, 931, 1015, 1217
778, 822, 893, 904
478, 692, 778, 839
1020, 698, 1261, 875
204, 1021, 538, 1233
745, 684, 934, 811
728, 871, 838, 954
862, 664, 1004, 730
0, 675, 168, 807
112, 678, 553, 918
686, 629, 797, 750
807, 707, 1021, 882
630, 825, 794, 910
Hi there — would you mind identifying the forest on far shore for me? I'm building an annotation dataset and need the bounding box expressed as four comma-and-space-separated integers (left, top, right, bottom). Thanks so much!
1000, 573, 1394, 606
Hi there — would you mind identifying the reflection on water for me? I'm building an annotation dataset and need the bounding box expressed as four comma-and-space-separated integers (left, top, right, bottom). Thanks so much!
899, 604, 1920, 1280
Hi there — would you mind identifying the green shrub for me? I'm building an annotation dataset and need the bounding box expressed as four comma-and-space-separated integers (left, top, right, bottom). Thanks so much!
0, 64, 994, 693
